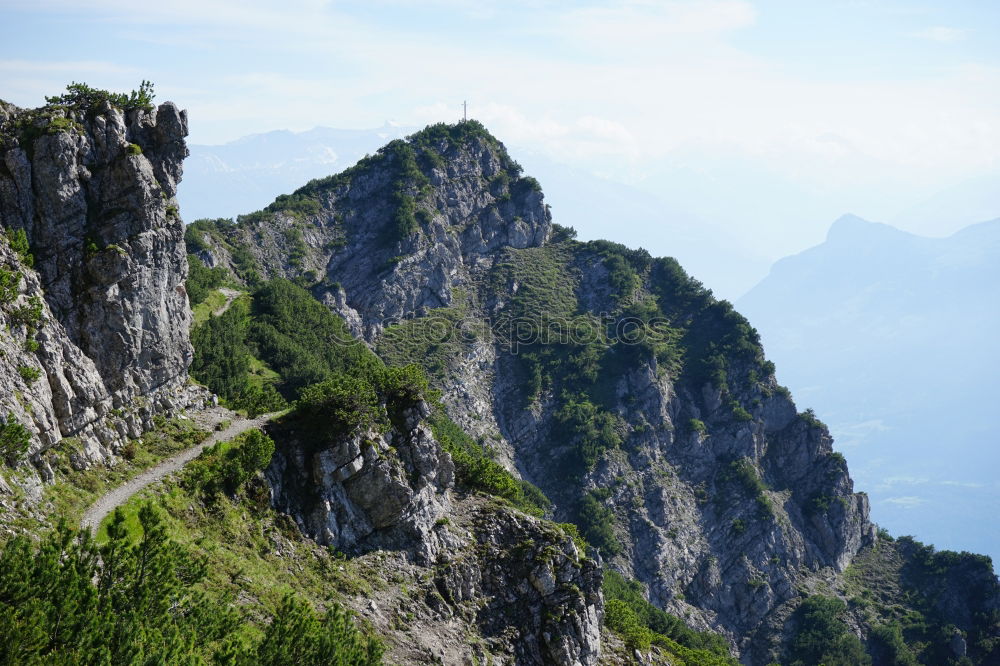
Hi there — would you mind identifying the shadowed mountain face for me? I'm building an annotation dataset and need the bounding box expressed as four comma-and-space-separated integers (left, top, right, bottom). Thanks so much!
738, 214, 1000, 563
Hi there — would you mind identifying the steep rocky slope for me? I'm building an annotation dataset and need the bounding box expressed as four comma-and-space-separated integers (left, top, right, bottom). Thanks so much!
267, 395, 602, 665
188, 123, 996, 664
183, 266, 614, 664
5, 90, 989, 663
0, 92, 205, 474
190, 121, 1000, 664
2, 93, 726, 666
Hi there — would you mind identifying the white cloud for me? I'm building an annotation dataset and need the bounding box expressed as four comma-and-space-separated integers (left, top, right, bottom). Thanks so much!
0, 59, 137, 74
912, 26, 967, 43
881, 476, 930, 487
939, 480, 986, 489
876, 477, 986, 492
883, 496, 927, 509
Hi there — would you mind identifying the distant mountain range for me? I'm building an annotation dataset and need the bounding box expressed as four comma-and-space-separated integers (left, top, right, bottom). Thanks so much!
738, 214, 1000, 563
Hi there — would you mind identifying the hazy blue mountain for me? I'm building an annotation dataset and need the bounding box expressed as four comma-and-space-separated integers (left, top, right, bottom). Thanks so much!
178, 125, 767, 299
738, 214, 1000, 563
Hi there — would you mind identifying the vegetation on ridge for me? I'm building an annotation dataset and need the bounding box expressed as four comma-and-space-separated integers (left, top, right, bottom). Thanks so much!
0, 82, 156, 156
44, 80, 156, 113
786, 595, 871, 666
840, 532, 1000, 665
602, 569, 736, 664
187, 273, 551, 518
193, 120, 531, 256
0, 503, 381, 665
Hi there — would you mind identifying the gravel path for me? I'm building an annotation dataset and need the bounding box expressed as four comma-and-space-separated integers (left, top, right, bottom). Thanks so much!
80, 411, 278, 534
214, 287, 243, 316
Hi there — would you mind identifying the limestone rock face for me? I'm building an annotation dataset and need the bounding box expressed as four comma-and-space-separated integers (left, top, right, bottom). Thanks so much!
0, 99, 202, 469
266, 401, 457, 563
266, 400, 603, 666
433, 503, 603, 666
189, 130, 551, 341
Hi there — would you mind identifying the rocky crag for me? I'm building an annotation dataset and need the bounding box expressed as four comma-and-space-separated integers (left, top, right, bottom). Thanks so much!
191, 121, 1000, 664
0, 93, 205, 476
267, 397, 602, 665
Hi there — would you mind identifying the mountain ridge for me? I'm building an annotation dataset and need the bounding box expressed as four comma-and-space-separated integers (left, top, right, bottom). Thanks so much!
179, 124, 771, 299
1, 89, 997, 664
187, 120, 999, 664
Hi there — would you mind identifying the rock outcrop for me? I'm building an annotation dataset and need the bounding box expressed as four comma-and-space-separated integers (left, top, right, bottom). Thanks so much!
0, 96, 202, 470
266, 398, 603, 666
267, 400, 457, 563
432, 500, 602, 666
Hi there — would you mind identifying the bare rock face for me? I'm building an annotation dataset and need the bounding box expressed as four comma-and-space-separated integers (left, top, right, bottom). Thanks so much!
266, 400, 603, 666
315, 136, 550, 339
433, 502, 603, 666
0, 99, 201, 469
188, 128, 551, 342
266, 401, 457, 563
561, 354, 876, 663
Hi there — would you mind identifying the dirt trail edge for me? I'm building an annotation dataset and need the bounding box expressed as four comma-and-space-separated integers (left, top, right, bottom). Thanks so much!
80, 411, 278, 534
214, 287, 243, 316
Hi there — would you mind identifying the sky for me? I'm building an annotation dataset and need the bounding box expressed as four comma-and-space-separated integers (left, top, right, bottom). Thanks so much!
2, 0, 999, 286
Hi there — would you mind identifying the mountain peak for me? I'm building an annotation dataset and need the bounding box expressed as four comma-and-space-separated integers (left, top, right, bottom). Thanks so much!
285, 120, 516, 203
189, 120, 551, 339
826, 213, 909, 244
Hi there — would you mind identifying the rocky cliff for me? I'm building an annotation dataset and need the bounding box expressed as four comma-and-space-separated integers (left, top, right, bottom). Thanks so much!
266, 396, 603, 665
0, 93, 203, 473
189, 121, 1000, 664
